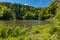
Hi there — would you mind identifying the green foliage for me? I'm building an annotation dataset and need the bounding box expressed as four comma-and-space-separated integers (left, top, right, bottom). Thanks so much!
2, 9, 15, 20
0, 0, 60, 40
0, 1, 57, 20
0, 19, 60, 40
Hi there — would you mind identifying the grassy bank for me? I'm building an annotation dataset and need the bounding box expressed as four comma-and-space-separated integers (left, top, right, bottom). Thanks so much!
0, 13, 60, 40
0, 18, 59, 40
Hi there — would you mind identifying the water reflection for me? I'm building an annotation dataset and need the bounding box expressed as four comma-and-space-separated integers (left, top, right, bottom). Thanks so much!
0, 20, 41, 27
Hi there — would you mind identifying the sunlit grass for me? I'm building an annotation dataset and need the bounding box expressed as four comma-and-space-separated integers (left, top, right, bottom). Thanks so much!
0, 19, 59, 40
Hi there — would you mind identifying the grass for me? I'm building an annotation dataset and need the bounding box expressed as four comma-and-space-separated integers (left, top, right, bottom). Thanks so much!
0, 13, 60, 40
0, 20, 59, 40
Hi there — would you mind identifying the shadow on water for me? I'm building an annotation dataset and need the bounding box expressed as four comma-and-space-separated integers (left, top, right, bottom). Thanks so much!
0, 20, 41, 27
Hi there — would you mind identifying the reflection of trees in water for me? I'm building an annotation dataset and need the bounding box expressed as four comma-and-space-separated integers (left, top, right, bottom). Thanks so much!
0, 20, 40, 27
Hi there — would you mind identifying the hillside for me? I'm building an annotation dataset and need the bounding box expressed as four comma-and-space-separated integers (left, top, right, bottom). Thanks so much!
0, 1, 56, 20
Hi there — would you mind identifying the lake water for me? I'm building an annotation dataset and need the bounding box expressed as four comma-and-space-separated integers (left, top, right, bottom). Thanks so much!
0, 20, 41, 27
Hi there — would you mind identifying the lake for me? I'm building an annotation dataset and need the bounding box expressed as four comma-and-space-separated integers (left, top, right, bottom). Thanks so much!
0, 20, 41, 27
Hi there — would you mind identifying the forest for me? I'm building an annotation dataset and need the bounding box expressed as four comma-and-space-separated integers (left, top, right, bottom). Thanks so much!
0, 0, 57, 20
0, 0, 60, 40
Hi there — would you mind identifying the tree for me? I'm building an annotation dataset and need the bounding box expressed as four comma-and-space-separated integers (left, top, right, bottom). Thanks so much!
2, 9, 15, 20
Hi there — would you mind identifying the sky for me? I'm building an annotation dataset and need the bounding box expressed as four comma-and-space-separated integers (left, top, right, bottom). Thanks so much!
0, 0, 52, 8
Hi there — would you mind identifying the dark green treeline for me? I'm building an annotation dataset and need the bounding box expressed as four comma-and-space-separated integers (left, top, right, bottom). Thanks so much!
0, 1, 57, 20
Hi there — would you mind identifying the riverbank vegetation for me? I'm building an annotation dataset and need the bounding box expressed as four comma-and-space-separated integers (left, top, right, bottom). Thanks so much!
0, 0, 60, 40
0, 18, 59, 40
